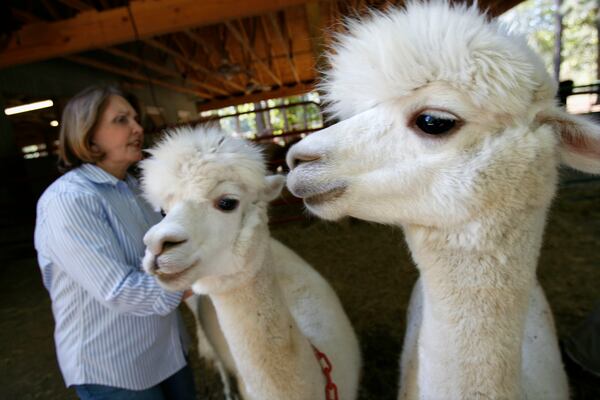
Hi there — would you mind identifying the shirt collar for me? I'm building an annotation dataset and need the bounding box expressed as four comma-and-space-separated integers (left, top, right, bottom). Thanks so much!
78, 163, 123, 186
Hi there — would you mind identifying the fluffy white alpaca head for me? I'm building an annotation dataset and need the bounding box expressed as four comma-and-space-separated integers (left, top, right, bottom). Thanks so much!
287, 1, 600, 227
140, 126, 284, 292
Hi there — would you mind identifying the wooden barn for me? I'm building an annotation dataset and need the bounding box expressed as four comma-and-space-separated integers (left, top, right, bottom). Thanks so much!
0, 0, 598, 399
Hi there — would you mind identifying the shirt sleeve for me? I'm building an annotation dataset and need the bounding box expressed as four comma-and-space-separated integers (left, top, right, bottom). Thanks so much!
40, 191, 183, 316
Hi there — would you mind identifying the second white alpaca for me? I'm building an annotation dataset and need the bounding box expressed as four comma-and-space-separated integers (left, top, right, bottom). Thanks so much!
139, 127, 361, 400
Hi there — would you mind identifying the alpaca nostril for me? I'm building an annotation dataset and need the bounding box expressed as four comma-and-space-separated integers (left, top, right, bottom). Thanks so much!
290, 153, 321, 170
160, 239, 188, 254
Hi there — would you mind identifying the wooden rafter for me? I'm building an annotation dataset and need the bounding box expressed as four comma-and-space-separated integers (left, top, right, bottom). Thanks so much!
41, 0, 63, 20
259, 15, 283, 84
171, 33, 191, 59
237, 19, 268, 86
143, 37, 246, 92
103, 47, 230, 96
97, 0, 111, 10
168, 47, 224, 97
225, 20, 282, 87
1, 0, 309, 69
58, 0, 94, 12
169, 34, 192, 76
10, 9, 43, 23
183, 29, 218, 70
67, 55, 213, 99
197, 82, 315, 112
304, 1, 324, 70
217, 24, 244, 88
183, 29, 210, 56
268, 12, 300, 84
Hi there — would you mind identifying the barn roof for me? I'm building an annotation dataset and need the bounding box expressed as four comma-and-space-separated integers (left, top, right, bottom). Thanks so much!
1, 0, 524, 111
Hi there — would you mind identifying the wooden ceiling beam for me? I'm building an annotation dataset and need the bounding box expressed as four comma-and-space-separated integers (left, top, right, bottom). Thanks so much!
58, 0, 95, 12
304, 1, 324, 70
167, 44, 228, 97
197, 82, 315, 112
143, 38, 246, 92
1, 0, 309, 69
236, 19, 268, 87
103, 47, 229, 96
268, 12, 300, 84
225, 20, 282, 87
259, 15, 283, 84
10, 9, 44, 24
98, 0, 111, 10
41, 0, 63, 20
183, 29, 211, 56
183, 29, 220, 71
67, 55, 213, 99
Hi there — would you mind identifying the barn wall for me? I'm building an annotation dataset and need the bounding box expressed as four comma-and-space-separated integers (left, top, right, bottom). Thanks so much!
0, 59, 199, 128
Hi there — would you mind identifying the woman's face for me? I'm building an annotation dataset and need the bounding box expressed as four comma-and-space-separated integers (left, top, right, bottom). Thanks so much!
92, 95, 143, 176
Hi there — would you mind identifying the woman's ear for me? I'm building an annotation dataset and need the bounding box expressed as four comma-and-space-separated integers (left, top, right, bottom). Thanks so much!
261, 175, 286, 202
537, 108, 600, 174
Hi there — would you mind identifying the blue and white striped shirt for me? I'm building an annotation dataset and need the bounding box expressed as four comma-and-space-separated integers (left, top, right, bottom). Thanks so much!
34, 163, 189, 390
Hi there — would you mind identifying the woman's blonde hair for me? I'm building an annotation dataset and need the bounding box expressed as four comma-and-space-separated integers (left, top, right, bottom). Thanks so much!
58, 85, 124, 172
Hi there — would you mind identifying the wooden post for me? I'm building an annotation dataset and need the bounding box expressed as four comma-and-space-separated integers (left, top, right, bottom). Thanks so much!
554, 0, 564, 82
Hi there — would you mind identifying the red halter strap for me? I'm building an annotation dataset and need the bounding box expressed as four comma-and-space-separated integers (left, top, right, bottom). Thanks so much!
311, 344, 339, 400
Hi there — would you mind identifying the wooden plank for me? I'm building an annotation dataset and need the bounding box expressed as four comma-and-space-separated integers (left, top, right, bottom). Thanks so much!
268, 12, 300, 84
259, 15, 283, 84
143, 37, 246, 92
104, 47, 230, 96
67, 55, 213, 99
98, 0, 111, 10
236, 19, 268, 86
10, 9, 44, 23
225, 20, 283, 87
197, 82, 314, 111
304, 0, 323, 68
41, 0, 63, 20
1, 0, 309, 68
59, 0, 94, 11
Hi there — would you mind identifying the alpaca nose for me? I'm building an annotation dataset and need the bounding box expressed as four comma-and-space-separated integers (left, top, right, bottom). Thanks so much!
158, 238, 188, 255
286, 148, 322, 170
144, 226, 189, 256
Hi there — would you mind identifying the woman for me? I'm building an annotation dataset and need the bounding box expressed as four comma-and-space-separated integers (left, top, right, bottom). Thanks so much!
34, 86, 196, 400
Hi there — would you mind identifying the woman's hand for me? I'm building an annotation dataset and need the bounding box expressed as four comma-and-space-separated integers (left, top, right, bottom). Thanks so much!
182, 289, 195, 300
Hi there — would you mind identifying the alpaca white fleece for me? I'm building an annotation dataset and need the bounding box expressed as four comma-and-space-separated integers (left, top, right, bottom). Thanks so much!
321, 1, 556, 121
140, 127, 361, 400
287, 1, 600, 399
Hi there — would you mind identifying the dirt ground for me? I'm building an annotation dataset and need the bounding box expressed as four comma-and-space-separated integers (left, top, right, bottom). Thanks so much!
1, 173, 598, 399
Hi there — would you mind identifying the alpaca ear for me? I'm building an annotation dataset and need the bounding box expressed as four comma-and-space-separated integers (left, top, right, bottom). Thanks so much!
537, 108, 600, 174
261, 175, 285, 202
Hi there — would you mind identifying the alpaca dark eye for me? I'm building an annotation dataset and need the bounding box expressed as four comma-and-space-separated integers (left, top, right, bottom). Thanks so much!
160, 208, 166, 217
215, 197, 239, 212
415, 112, 457, 135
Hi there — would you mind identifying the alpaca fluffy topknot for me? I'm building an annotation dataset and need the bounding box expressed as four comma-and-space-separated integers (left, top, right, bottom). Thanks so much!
140, 126, 265, 210
320, 0, 557, 120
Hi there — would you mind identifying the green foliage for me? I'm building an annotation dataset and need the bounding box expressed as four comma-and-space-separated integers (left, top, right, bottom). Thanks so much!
501, 0, 598, 84
204, 92, 323, 137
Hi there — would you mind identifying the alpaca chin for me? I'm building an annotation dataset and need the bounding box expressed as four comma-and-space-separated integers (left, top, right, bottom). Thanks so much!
303, 197, 346, 221
155, 270, 195, 292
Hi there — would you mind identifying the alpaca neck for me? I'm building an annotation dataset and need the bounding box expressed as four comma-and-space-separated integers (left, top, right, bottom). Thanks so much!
403, 208, 547, 399
209, 247, 323, 400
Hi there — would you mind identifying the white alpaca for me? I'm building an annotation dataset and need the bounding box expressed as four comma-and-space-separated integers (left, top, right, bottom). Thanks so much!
139, 127, 361, 400
286, 2, 600, 399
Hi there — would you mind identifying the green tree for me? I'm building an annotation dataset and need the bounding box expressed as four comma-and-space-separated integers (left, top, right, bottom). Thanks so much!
502, 0, 598, 84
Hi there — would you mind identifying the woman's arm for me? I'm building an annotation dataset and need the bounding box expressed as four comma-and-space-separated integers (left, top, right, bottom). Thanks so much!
37, 191, 183, 316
